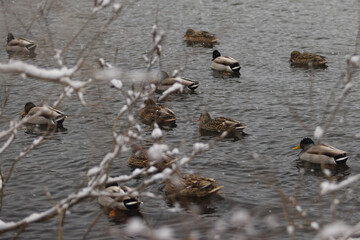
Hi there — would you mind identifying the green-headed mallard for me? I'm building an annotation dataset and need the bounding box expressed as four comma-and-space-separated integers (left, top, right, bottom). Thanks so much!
139, 99, 176, 127
98, 185, 141, 211
290, 50, 328, 67
293, 138, 348, 165
197, 111, 246, 138
165, 173, 223, 199
127, 148, 173, 170
21, 102, 67, 129
184, 28, 218, 47
211, 50, 241, 73
6, 33, 36, 55
152, 71, 199, 93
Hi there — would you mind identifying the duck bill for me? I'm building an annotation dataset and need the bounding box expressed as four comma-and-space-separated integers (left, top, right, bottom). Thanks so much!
21, 111, 26, 116
292, 145, 301, 150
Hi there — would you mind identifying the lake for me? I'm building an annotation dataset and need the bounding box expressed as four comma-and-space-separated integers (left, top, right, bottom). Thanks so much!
0, 0, 360, 239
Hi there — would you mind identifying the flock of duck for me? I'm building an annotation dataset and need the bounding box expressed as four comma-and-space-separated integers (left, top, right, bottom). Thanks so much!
10, 28, 348, 215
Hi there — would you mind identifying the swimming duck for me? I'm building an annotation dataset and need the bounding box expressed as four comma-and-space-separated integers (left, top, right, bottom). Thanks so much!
292, 138, 348, 165
165, 173, 223, 199
184, 28, 218, 47
6, 33, 36, 55
152, 71, 199, 93
98, 185, 141, 211
197, 111, 246, 138
21, 102, 67, 129
290, 50, 328, 67
127, 148, 173, 170
211, 50, 241, 73
139, 99, 176, 127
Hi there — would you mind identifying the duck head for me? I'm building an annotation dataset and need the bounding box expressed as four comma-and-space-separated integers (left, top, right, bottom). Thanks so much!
293, 137, 315, 150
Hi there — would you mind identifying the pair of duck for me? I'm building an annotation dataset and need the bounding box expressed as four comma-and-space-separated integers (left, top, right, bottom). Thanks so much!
97, 172, 224, 214
127, 150, 223, 199
139, 98, 246, 137
210, 49, 327, 70
184, 29, 241, 74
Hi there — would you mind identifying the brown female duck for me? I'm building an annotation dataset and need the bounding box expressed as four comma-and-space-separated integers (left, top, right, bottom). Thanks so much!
165, 173, 223, 199
184, 28, 218, 47
197, 111, 246, 138
290, 50, 328, 67
152, 71, 199, 93
127, 149, 173, 170
139, 99, 176, 127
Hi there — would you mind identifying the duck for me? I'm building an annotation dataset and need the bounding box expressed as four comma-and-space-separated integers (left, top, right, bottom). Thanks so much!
290, 50, 328, 67
183, 28, 218, 47
152, 71, 199, 93
6, 33, 37, 55
292, 138, 348, 165
21, 102, 67, 129
98, 185, 141, 211
197, 111, 246, 138
139, 99, 176, 127
211, 50, 241, 73
127, 148, 173, 170
165, 173, 223, 199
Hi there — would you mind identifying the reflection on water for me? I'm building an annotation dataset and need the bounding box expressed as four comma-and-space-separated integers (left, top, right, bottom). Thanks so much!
295, 160, 351, 179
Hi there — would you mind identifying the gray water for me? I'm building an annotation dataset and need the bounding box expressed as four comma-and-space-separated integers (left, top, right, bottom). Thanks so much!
1, 0, 360, 239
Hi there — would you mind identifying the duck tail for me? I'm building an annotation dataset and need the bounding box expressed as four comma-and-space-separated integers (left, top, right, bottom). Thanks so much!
230, 63, 241, 72
26, 43, 36, 52
123, 198, 140, 210
188, 81, 199, 90
208, 185, 224, 194
334, 153, 348, 164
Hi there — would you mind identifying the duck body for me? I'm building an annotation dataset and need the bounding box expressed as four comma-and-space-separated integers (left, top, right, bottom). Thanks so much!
290, 50, 327, 67
139, 99, 176, 127
127, 149, 172, 170
152, 71, 199, 93
21, 102, 66, 129
211, 50, 241, 73
6, 33, 36, 55
184, 28, 218, 47
98, 186, 141, 211
198, 111, 246, 138
165, 174, 223, 199
293, 138, 348, 165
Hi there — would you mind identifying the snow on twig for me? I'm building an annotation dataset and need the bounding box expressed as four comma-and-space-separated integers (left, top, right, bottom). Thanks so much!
320, 174, 360, 195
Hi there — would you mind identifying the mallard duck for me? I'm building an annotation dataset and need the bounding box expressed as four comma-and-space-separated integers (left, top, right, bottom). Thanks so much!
127, 148, 173, 170
183, 28, 218, 47
21, 102, 66, 129
6, 33, 36, 55
292, 138, 348, 165
211, 50, 241, 73
290, 50, 328, 67
139, 99, 176, 127
98, 185, 141, 211
152, 71, 199, 93
197, 111, 246, 138
165, 173, 223, 199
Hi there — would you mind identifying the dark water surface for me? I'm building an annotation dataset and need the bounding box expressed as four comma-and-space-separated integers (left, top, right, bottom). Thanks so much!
1, 0, 360, 239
